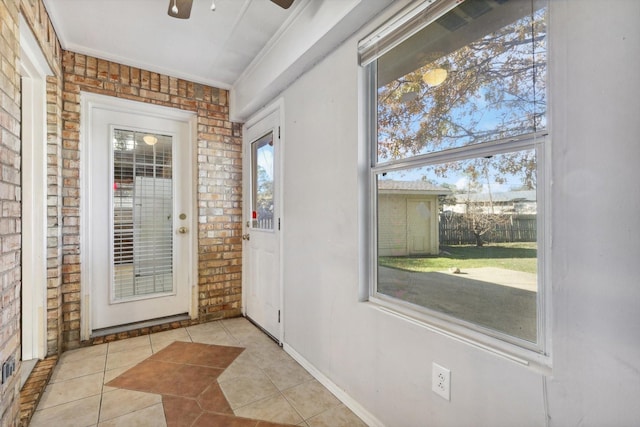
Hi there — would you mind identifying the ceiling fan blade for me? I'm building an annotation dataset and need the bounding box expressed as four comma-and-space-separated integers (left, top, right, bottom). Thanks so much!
168, 0, 193, 19
271, 0, 295, 9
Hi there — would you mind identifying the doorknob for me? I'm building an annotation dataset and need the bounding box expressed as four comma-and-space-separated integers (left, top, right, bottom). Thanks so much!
242, 234, 250, 241
177, 226, 188, 234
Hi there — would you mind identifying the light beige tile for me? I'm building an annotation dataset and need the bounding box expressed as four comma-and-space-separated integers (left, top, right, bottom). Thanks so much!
306, 404, 367, 427
50, 353, 107, 383
218, 371, 279, 409
99, 388, 162, 422
150, 328, 191, 344
106, 346, 152, 371
59, 344, 108, 363
246, 345, 293, 368
97, 402, 167, 427
102, 362, 136, 393
107, 335, 151, 354
233, 332, 275, 347
103, 363, 136, 385
150, 329, 191, 351
220, 318, 265, 341
263, 359, 314, 391
30, 395, 101, 427
149, 339, 174, 353
234, 394, 303, 425
217, 351, 261, 383
186, 321, 225, 335
33, 323, 336, 427
102, 385, 119, 394
220, 317, 254, 332
38, 372, 104, 409
234, 330, 278, 348
188, 329, 240, 346
282, 380, 341, 420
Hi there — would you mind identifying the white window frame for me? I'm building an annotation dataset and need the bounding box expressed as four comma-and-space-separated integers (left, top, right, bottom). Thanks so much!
360, 0, 551, 368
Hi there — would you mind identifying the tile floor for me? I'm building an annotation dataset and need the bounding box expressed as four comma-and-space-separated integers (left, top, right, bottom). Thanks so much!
29, 317, 367, 427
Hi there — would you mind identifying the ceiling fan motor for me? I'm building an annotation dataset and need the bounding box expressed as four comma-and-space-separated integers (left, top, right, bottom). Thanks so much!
168, 0, 294, 19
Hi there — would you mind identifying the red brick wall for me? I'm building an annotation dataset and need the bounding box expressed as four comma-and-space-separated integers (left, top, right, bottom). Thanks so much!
0, 0, 243, 423
0, 3, 23, 422
60, 52, 244, 350
21, 0, 65, 359
0, 0, 22, 425
1, 0, 63, 424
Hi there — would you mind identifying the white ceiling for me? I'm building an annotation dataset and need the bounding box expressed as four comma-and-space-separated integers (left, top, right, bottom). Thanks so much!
43, 0, 300, 89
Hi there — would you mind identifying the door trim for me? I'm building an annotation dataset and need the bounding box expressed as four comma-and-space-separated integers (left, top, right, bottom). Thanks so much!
242, 99, 285, 343
20, 15, 53, 362
80, 93, 198, 340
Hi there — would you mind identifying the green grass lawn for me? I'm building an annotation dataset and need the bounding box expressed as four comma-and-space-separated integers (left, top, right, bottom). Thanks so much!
379, 242, 537, 274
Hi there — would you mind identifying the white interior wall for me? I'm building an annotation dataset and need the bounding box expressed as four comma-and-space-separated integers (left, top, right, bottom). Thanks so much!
273, 1, 640, 426
230, 0, 395, 121
546, 1, 640, 426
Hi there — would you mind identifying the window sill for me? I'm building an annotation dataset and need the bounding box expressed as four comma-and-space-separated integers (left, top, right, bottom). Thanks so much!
366, 296, 552, 374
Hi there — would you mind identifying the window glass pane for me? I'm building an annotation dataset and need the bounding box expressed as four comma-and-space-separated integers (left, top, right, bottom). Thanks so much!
376, 149, 537, 342
251, 132, 274, 230
376, 1, 546, 162
113, 130, 173, 300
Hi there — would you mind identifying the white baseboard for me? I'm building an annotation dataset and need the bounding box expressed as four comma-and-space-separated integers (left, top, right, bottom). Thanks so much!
283, 343, 385, 427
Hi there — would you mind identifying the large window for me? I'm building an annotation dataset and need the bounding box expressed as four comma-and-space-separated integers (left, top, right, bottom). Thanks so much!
362, 0, 548, 353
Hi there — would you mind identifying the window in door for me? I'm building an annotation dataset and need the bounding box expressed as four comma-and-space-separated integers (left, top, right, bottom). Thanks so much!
113, 129, 174, 300
251, 132, 275, 230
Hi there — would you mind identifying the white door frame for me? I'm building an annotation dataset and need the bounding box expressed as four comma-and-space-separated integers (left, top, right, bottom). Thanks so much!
80, 93, 198, 340
242, 99, 285, 343
20, 15, 52, 361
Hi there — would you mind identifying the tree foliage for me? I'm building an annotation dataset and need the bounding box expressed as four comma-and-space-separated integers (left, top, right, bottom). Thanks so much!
256, 165, 273, 221
461, 165, 512, 247
377, 5, 546, 192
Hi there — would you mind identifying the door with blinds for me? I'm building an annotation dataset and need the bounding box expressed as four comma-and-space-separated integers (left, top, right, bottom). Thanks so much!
113, 130, 174, 300
86, 96, 194, 332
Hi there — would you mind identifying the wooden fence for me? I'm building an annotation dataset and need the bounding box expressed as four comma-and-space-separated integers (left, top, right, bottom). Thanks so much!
439, 213, 536, 245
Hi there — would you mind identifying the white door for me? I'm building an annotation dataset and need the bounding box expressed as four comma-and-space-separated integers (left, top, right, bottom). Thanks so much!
20, 14, 52, 364
407, 199, 433, 255
85, 98, 194, 331
243, 109, 281, 340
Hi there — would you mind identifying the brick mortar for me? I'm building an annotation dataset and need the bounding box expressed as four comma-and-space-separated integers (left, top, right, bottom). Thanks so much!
18, 357, 58, 427
3, 2, 244, 424
46, 74, 64, 358
61, 51, 244, 351
16, 0, 66, 362
2, 0, 64, 426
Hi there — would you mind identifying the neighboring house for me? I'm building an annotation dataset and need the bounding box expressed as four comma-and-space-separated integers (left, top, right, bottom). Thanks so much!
444, 190, 537, 215
378, 180, 449, 256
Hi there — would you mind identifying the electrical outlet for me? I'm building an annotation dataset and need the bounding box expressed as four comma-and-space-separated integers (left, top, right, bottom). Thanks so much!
432, 362, 451, 401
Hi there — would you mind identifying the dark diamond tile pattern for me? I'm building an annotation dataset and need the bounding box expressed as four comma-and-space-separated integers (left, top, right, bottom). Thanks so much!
106, 341, 297, 427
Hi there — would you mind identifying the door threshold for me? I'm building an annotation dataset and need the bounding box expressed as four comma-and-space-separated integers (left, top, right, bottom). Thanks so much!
245, 315, 281, 346
91, 314, 191, 338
